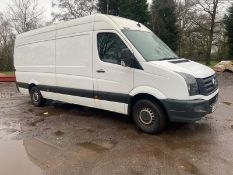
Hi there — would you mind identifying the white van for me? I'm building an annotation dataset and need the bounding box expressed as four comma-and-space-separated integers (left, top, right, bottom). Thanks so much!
14, 14, 219, 133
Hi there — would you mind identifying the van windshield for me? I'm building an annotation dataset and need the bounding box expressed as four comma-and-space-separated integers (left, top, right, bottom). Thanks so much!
122, 30, 178, 61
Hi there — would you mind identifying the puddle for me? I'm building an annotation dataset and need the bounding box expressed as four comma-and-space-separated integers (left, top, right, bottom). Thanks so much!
78, 140, 117, 153
222, 101, 232, 106
0, 120, 44, 175
78, 142, 109, 153
0, 129, 19, 140
0, 139, 43, 175
0, 121, 21, 139
29, 118, 45, 126
28, 107, 63, 117
23, 138, 61, 170
28, 108, 35, 113
87, 129, 95, 133
0, 128, 19, 135
53, 130, 65, 136
0, 119, 118, 174
27, 103, 94, 118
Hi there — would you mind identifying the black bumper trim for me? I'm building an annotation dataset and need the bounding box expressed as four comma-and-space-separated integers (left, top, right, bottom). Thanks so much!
161, 94, 218, 122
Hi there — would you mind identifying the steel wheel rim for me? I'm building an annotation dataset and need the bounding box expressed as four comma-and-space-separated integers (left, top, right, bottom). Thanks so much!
32, 91, 39, 102
139, 107, 155, 125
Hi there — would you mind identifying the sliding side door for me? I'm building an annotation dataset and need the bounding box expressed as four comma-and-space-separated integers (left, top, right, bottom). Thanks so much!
55, 31, 95, 107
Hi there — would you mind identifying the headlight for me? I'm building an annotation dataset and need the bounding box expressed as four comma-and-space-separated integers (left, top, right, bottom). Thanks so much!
177, 72, 199, 96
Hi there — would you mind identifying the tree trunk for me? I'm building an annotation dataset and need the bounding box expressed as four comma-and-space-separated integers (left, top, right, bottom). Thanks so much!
205, 0, 218, 65
206, 28, 214, 65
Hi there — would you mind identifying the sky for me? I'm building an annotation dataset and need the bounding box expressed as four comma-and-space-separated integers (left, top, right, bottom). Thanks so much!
0, 0, 230, 21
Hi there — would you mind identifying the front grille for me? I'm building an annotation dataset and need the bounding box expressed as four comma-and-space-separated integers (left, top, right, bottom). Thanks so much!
196, 75, 218, 96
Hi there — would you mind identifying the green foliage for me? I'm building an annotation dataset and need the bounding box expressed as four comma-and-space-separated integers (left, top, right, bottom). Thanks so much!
198, 60, 219, 67
119, 0, 149, 25
97, 0, 120, 16
0, 72, 15, 76
97, 0, 149, 25
224, 3, 233, 58
0, 37, 15, 72
150, 0, 178, 52
0, 14, 15, 72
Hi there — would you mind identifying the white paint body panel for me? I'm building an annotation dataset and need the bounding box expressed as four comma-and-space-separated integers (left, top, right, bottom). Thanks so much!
150, 60, 215, 79
14, 14, 217, 115
92, 30, 134, 113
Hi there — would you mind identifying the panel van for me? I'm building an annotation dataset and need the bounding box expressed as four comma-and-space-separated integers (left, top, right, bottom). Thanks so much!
14, 14, 219, 133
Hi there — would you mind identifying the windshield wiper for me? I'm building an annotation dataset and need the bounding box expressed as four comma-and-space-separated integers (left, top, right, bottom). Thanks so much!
159, 57, 179, 61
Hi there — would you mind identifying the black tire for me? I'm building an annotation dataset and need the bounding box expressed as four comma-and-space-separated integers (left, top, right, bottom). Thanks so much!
30, 86, 46, 107
132, 99, 167, 134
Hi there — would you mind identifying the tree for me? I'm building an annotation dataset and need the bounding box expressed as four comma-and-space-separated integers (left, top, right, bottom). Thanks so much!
150, 0, 178, 52
0, 13, 15, 71
176, 0, 194, 56
175, 0, 210, 60
8, 0, 44, 34
97, 0, 120, 15
119, 0, 149, 25
192, 0, 223, 65
97, 0, 149, 25
224, 3, 233, 58
52, 0, 96, 21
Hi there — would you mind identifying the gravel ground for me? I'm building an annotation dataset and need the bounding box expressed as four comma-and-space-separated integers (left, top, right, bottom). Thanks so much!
0, 72, 233, 175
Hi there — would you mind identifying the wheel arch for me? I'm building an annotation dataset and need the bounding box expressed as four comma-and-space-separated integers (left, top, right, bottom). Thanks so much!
28, 83, 36, 93
28, 80, 39, 92
128, 87, 168, 116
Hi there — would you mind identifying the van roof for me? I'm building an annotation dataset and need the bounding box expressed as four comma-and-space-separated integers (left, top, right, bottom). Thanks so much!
17, 14, 150, 39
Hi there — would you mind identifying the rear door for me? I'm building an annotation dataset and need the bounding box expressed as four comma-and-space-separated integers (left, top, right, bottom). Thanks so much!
93, 30, 134, 114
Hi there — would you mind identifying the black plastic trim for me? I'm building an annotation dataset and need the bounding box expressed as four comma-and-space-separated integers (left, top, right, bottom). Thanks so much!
16, 82, 29, 89
39, 85, 94, 99
17, 82, 130, 104
196, 75, 218, 96
169, 59, 190, 64
161, 94, 218, 122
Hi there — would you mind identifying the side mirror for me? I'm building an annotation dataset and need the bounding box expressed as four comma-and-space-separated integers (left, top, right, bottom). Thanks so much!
121, 48, 132, 67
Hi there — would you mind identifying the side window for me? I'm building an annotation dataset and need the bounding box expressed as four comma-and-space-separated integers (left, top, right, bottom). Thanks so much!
97, 32, 133, 66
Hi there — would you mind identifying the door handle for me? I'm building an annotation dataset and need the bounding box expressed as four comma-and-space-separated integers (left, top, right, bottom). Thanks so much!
96, 69, 105, 73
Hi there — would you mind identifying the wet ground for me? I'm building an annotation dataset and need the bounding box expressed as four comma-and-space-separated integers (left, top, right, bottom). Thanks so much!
0, 72, 233, 175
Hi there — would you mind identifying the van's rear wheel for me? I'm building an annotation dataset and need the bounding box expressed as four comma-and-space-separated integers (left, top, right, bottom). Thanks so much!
30, 86, 46, 107
132, 99, 167, 134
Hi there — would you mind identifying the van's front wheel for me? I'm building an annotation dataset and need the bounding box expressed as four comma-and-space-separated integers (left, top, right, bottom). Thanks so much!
132, 99, 167, 134
30, 86, 46, 107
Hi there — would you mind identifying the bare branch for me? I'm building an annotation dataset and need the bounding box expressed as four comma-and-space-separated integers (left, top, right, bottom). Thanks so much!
51, 0, 97, 22
7, 0, 44, 34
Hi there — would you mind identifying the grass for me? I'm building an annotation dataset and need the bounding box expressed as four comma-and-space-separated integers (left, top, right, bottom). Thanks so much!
208, 60, 220, 68
0, 71, 15, 76
198, 60, 226, 68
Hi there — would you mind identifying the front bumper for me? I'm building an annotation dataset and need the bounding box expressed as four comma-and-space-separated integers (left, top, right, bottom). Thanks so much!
161, 94, 218, 122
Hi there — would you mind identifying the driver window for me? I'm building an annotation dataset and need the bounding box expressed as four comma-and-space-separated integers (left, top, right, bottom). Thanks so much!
97, 32, 132, 66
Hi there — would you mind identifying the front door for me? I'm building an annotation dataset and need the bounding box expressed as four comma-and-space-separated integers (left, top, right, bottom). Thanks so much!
93, 30, 134, 114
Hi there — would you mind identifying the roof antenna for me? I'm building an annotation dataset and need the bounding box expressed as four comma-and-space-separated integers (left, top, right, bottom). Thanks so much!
137, 23, 141, 27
